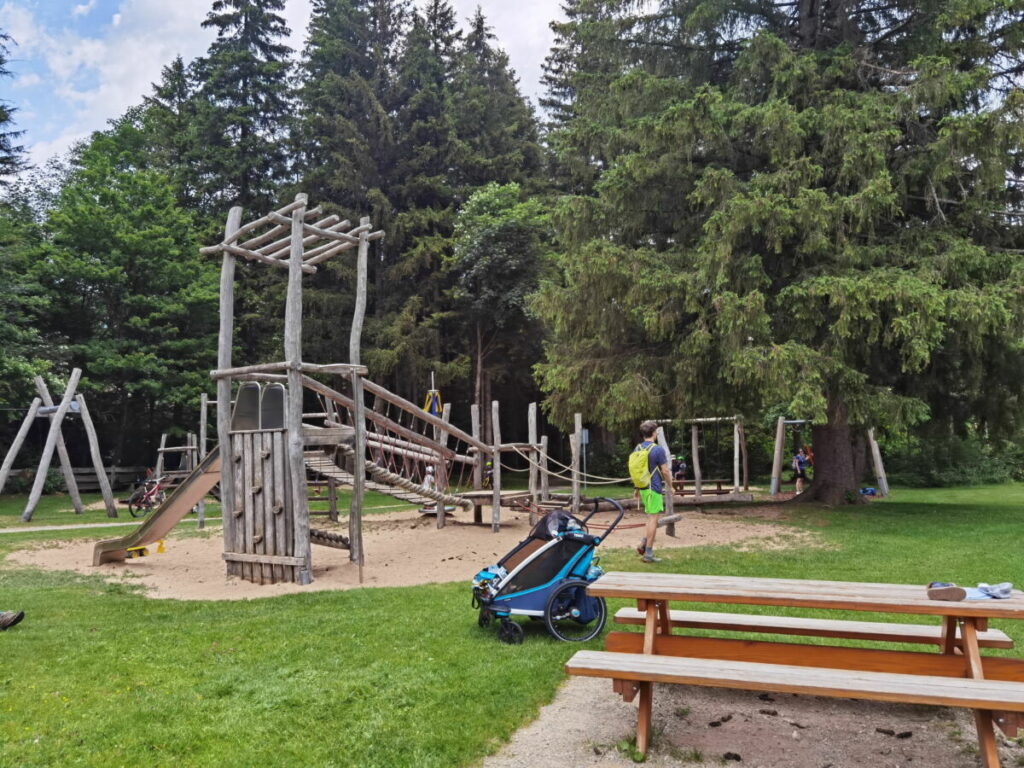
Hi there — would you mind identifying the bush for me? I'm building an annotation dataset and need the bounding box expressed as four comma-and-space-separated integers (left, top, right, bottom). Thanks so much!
884, 435, 1024, 488
4, 467, 65, 495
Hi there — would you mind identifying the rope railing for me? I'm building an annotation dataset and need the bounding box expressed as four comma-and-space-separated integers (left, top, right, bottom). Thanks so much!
508, 444, 631, 485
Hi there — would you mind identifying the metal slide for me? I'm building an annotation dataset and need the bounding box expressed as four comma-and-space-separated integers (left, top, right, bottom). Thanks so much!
92, 446, 221, 566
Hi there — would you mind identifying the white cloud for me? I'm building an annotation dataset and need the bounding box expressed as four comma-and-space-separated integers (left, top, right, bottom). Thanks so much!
72, 0, 98, 17
13, 72, 41, 88
112, 13, 122, 27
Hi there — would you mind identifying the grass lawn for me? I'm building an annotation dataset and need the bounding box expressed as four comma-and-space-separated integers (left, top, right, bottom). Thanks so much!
1, 483, 1022, 767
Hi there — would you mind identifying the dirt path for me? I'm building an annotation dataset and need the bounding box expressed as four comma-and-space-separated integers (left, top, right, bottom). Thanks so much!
481, 676, 1021, 768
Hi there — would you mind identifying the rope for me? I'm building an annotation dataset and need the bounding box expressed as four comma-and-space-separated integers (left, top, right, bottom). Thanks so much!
336, 444, 474, 511
509, 444, 631, 485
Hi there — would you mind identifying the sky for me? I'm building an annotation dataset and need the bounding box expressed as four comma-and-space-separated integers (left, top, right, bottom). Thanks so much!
0, 0, 564, 167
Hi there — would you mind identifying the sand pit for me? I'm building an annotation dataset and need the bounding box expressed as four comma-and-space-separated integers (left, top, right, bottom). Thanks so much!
8, 507, 815, 600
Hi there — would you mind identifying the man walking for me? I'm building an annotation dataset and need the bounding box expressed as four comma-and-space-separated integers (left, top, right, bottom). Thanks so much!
629, 420, 674, 563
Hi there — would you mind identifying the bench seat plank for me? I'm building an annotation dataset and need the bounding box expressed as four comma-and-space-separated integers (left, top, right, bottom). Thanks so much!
566, 650, 1024, 711
614, 607, 1014, 648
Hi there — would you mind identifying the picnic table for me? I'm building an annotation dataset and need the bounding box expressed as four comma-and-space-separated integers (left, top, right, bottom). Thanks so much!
567, 572, 1024, 766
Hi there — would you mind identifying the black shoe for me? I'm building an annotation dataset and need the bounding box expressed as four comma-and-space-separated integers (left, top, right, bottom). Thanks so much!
0, 610, 25, 630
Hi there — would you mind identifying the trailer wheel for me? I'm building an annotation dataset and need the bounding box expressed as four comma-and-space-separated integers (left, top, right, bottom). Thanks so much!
544, 580, 607, 642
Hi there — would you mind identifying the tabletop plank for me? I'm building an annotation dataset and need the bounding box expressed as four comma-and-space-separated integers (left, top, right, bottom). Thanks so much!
588, 572, 1024, 619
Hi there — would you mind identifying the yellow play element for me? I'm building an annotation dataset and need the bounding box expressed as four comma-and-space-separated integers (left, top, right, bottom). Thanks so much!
126, 539, 165, 558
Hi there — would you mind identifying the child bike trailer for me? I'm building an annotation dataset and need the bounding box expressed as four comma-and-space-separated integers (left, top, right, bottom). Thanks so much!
471, 497, 625, 644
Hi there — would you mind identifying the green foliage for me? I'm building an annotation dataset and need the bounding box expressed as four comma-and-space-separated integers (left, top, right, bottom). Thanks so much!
193, 0, 293, 211
29, 122, 218, 462
0, 200, 49, 410
885, 433, 1024, 487
2, 467, 63, 495
534, 1, 1024, 499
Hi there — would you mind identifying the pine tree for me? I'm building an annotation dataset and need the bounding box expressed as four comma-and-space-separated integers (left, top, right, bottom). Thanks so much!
376, 5, 464, 396
193, 0, 293, 212
534, 1, 1024, 503
295, 0, 409, 366
0, 30, 28, 182
450, 8, 543, 190
143, 56, 201, 208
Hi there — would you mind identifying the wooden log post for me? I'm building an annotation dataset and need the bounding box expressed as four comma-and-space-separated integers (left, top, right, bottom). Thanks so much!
690, 424, 703, 501
348, 216, 371, 572
23, 369, 83, 521
733, 417, 741, 492
867, 428, 890, 497
155, 433, 167, 479
0, 397, 41, 494
75, 394, 117, 517
655, 426, 676, 537
769, 416, 786, 496
491, 400, 502, 532
198, 392, 208, 528
285, 194, 313, 585
471, 404, 483, 492
324, 395, 339, 523
217, 205, 243, 577
436, 401, 452, 530
527, 402, 538, 524
738, 419, 749, 491
539, 435, 550, 501
571, 413, 582, 514
33, 376, 84, 514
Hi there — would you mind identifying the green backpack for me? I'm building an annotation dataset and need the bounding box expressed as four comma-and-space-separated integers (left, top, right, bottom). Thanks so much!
628, 443, 656, 489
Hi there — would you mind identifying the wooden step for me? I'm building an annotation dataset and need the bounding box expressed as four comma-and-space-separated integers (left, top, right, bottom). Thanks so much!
613, 608, 1013, 649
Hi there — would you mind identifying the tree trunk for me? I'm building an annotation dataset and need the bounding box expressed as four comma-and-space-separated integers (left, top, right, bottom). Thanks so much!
799, 393, 864, 505
851, 432, 868, 486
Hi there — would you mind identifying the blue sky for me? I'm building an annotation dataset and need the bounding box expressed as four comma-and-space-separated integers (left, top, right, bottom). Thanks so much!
1, 0, 563, 167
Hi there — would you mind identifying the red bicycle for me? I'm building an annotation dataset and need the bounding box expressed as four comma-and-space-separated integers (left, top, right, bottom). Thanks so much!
127, 476, 166, 518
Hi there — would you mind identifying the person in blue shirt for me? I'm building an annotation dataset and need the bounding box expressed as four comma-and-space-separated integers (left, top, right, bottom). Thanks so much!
792, 448, 809, 493
635, 420, 674, 563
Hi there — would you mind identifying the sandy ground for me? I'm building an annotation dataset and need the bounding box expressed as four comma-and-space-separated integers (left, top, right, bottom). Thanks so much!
10, 503, 1022, 767
8, 506, 812, 600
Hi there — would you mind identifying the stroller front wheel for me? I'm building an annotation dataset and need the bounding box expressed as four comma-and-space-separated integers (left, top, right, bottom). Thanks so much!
478, 608, 492, 628
544, 580, 607, 642
498, 618, 523, 644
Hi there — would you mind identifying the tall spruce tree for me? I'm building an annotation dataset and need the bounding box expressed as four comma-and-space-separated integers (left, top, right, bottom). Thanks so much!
193, 0, 293, 212
0, 30, 28, 182
377, 4, 465, 397
534, 1, 1024, 503
451, 8, 543, 190
143, 56, 201, 209
295, 0, 408, 366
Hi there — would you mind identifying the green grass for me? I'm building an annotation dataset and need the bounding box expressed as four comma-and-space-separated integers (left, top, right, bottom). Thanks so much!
1, 483, 1022, 767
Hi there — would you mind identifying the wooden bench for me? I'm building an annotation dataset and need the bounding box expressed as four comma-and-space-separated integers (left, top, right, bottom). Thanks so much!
614, 607, 1014, 649
567, 648, 1024, 743
583, 573, 1024, 765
